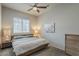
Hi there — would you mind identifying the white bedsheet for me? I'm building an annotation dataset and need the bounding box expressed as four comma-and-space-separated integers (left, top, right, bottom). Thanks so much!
12, 37, 49, 55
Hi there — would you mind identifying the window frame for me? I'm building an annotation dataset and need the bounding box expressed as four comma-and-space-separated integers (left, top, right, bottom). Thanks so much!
13, 17, 30, 34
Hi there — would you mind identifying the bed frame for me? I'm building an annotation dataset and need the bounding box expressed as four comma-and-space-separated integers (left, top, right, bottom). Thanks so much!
18, 43, 49, 56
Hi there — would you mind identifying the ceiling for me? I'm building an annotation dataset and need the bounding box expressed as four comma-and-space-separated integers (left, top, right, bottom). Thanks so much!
2, 3, 53, 16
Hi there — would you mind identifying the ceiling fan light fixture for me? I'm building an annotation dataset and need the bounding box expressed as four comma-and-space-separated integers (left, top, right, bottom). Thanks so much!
27, 3, 49, 13
33, 7, 37, 11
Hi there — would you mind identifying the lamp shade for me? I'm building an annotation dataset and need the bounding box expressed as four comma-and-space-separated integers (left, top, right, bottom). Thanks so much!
32, 26, 41, 37
3, 26, 11, 41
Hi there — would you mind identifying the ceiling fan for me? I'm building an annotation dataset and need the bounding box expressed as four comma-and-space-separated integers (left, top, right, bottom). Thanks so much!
27, 3, 49, 13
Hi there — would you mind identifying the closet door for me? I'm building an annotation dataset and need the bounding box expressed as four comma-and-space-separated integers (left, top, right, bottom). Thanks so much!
65, 34, 79, 56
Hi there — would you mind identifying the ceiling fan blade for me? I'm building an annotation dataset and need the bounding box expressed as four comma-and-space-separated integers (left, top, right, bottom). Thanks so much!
37, 6, 47, 8
27, 8, 33, 11
37, 9, 40, 13
37, 5, 49, 8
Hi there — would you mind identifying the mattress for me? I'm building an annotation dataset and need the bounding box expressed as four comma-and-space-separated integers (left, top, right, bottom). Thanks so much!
12, 37, 49, 56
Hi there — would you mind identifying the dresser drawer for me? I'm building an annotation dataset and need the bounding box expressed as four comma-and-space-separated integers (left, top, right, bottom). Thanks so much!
65, 34, 79, 56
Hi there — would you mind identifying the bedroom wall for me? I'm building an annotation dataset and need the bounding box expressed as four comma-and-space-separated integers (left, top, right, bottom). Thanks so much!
0, 4, 2, 45
38, 4, 79, 50
2, 6, 38, 42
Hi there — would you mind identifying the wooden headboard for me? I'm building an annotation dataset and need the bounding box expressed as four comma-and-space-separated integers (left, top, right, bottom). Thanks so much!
11, 34, 33, 40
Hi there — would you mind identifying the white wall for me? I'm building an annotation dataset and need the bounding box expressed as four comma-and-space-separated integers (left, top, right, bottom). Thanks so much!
38, 4, 79, 50
2, 6, 38, 43
0, 4, 2, 45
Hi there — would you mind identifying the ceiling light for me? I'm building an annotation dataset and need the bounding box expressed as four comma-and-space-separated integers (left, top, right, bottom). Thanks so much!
33, 7, 37, 10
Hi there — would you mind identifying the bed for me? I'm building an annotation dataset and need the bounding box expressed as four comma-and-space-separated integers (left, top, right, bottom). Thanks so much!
12, 34, 49, 56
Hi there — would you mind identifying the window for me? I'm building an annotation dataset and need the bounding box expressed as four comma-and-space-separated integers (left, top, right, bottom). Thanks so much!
23, 19, 29, 32
13, 17, 29, 33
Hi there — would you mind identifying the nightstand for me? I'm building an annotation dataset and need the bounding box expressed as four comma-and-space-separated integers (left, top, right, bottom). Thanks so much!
1, 41, 12, 49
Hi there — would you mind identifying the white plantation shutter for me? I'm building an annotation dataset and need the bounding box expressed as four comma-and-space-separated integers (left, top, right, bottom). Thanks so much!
13, 17, 29, 33
23, 19, 29, 32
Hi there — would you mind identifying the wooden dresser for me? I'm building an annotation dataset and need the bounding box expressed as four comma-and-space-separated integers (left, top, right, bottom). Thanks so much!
65, 34, 79, 56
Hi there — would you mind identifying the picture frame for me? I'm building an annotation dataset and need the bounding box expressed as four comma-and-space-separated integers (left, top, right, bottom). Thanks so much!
44, 23, 55, 33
